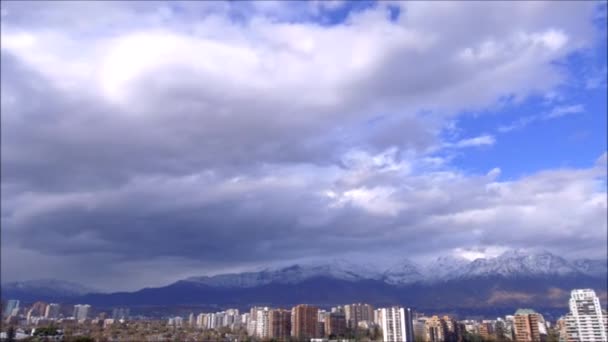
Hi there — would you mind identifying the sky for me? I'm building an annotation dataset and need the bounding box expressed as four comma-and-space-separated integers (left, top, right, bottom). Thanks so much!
1, 1, 607, 292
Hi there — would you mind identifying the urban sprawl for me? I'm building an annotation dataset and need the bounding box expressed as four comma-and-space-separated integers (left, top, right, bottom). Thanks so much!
1, 289, 607, 342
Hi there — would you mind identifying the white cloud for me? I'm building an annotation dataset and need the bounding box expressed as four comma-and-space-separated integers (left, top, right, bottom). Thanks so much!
446, 134, 496, 148
498, 103, 586, 133
544, 104, 585, 119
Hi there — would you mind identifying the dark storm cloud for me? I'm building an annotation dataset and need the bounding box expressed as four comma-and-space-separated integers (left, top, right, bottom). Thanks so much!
1, 1, 606, 290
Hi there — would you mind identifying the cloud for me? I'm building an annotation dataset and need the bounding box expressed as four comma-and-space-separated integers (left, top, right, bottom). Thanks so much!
1, 1, 606, 290
544, 104, 585, 119
445, 135, 496, 148
498, 103, 585, 132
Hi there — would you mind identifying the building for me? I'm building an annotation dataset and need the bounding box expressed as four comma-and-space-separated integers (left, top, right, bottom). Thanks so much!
72, 304, 91, 321
29, 301, 48, 317
292, 304, 320, 339
513, 309, 543, 341
111, 307, 130, 321
224, 309, 240, 328
45, 303, 61, 319
565, 289, 607, 342
325, 312, 347, 337
3, 300, 19, 317
374, 308, 383, 325
344, 303, 374, 329
255, 307, 271, 339
425, 315, 445, 342
168, 316, 183, 327
441, 315, 460, 341
269, 309, 291, 340
479, 322, 493, 340
379, 306, 414, 342
196, 313, 205, 328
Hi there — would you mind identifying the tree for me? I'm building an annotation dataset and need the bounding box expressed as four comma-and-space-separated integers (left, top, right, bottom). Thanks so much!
6, 325, 15, 342
70, 337, 95, 342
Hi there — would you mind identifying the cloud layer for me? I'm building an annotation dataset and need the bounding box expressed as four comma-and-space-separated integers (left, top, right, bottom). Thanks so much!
1, 1, 606, 290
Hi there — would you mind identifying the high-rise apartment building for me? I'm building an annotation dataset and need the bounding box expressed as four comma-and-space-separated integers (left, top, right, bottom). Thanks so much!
73, 304, 91, 321
269, 309, 291, 340
3, 300, 19, 317
513, 309, 543, 341
565, 289, 607, 342
374, 308, 383, 325
425, 315, 445, 342
29, 302, 47, 317
380, 307, 414, 342
325, 312, 347, 337
45, 303, 60, 319
112, 307, 130, 321
344, 303, 374, 329
441, 315, 460, 341
291, 304, 320, 339
255, 307, 271, 339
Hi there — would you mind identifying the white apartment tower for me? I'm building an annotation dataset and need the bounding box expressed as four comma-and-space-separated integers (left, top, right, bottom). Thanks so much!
45, 303, 60, 319
255, 307, 271, 339
566, 289, 607, 342
380, 307, 414, 342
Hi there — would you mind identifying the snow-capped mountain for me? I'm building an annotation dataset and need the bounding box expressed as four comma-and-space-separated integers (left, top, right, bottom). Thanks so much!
458, 249, 582, 279
4, 251, 605, 309
184, 250, 607, 288
422, 255, 470, 282
186, 258, 385, 288
382, 259, 424, 285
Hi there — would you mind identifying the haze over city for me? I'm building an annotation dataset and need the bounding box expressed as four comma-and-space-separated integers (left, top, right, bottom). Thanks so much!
1, 0, 607, 294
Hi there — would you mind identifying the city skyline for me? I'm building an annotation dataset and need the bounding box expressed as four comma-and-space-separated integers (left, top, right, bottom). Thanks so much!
2, 289, 607, 341
1, 1, 607, 291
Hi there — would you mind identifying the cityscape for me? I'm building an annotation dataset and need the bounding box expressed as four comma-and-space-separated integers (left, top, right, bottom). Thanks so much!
1, 289, 607, 341
1, 1, 607, 342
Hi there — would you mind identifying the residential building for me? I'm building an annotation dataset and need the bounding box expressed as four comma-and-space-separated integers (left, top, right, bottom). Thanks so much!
379, 306, 414, 342
168, 316, 183, 327
112, 307, 130, 321
3, 300, 19, 317
425, 315, 444, 342
441, 315, 460, 341
225, 309, 240, 328
292, 304, 320, 339
479, 322, 493, 340
325, 312, 347, 337
269, 309, 291, 340
45, 303, 60, 319
72, 304, 91, 321
374, 308, 383, 325
29, 301, 47, 317
565, 289, 607, 342
255, 307, 271, 339
513, 309, 543, 341
344, 303, 374, 329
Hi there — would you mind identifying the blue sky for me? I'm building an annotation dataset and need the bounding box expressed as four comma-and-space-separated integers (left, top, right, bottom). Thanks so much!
1, 1, 606, 290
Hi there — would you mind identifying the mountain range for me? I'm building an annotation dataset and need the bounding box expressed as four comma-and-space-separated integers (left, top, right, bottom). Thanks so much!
2, 250, 606, 312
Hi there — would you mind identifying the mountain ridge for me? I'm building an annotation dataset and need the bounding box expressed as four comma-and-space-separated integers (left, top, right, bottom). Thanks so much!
184, 250, 606, 288
2, 250, 606, 310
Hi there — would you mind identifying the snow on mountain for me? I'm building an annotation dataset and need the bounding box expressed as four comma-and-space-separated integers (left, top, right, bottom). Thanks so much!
186, 258, 384, 288
184, 250, 606, 288
381, 259, 424, 285
459, 249, 580, 279
422, 255, 470, 282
